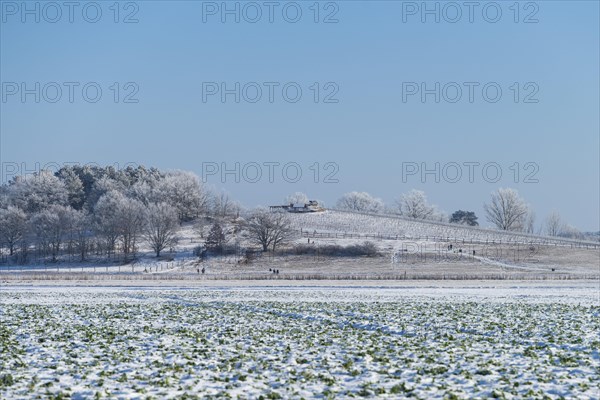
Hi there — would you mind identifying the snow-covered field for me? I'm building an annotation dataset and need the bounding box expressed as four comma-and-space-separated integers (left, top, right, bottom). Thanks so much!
1, 284, 598, 399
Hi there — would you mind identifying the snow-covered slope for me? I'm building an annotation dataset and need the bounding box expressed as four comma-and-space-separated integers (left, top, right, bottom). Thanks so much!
288, 210, 598, 248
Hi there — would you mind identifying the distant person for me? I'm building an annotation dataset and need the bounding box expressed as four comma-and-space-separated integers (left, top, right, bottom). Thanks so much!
201, 267, 205, 274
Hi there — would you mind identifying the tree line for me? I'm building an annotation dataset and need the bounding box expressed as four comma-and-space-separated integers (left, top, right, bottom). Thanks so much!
0, 166, 229, 263
0, 165, 304, 265
333, 189, 584, 238
0, 167, 588, 265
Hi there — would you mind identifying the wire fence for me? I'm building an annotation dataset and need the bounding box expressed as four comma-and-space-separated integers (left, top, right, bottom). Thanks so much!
299, 230, 600, 249
0, 257, 197, 274
1, 272, 597, 281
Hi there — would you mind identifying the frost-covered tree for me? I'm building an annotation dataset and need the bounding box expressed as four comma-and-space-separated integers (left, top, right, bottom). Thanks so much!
193, 217, 210, 239
0, 185, 10, 209
156, 171, 209, 222
144, 202, 179, 257
285, 192, 309, 205
244, 209, 294, 252
93, 190, 123, 257
94, 190, 145, 258
397, 190, 436, 220
85, 176, 126, 211
211, 191, 241, 219
0, 165, 255, 262
30, 210, 59, 261
115, 165, 155, 187
483, 188, 529, 231
524, 210, 536, 234
56, 167, 85, 210
30, 205, 74, 261
69, 210, 91, 261
336, 192, 384, 213
114, 196, 146, 258
128, 180, 155, 206
0, 206, 27, 255
69, 165, 106, 202
8, 171, 68, 213
545, 211, 564, 237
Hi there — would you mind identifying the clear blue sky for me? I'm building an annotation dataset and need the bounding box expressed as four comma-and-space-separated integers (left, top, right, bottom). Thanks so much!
1, 0, 598, 231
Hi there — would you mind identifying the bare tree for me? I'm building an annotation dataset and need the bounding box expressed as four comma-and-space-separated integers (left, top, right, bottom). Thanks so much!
397, 190, 436, 219
336, 192, 384, 213
115, 197, 146, 258
244, 209, 294, 252
93, 191, 122, 257
270, 213, 294, 252
144, 202, 179, 257
70, 210, 91, 261
211, 190, 241, 219
0, 206, 27, 256
545, 211, 563, 237
484, 188, 529, 231
524, 210, 536, 234
58, 207, 91, 261
193, 217, 210, 239
96, 191, 145, 258
30, 205, 73, 262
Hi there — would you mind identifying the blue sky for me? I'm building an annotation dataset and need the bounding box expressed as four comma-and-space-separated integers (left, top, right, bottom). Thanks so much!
1, 0, 598, 231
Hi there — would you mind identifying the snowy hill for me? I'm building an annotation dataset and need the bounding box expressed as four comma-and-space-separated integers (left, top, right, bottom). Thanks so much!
288, 210, 599, 248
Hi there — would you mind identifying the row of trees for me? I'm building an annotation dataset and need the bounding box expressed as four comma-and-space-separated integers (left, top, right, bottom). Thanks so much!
0, 166, 588, 264
0, 166, 212, 219
0, 166, 243, 263
335, 190, 446, 221
333, 188, 582, 237
0, 165, 300, 264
